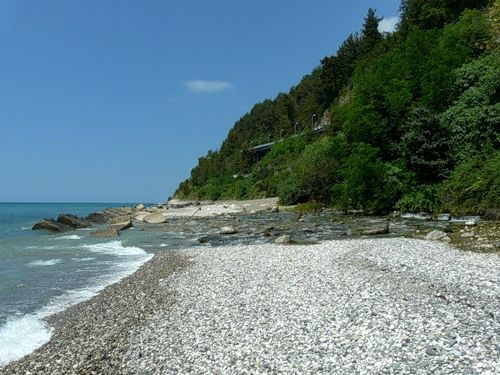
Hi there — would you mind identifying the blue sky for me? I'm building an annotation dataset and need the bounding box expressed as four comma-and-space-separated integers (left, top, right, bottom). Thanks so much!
0, 1, 400, 203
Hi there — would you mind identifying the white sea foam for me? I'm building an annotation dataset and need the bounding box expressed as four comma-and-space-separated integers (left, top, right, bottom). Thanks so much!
82, 240, 148, 257
0, 241, 152, 366
0, 315, 52, 366
26, 245, 59, 250
56, 235, 82, 240
71, 257, 96, 262
28, 259, 62, 267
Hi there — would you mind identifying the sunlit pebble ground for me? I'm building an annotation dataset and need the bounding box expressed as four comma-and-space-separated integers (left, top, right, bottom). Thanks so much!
126, 238, 500, 374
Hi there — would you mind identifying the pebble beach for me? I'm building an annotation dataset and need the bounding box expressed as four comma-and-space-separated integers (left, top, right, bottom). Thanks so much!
2, 237, 499, 374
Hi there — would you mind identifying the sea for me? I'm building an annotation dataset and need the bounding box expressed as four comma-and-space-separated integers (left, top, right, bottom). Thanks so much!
0, 202, 175, 366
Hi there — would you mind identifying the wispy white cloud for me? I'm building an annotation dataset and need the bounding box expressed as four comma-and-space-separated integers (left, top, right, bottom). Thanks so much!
378, 16, 400, 33
184, 80, 234, 93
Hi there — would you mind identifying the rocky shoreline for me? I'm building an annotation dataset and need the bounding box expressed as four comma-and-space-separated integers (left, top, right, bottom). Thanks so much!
5, 199, 498, 374
0, 251, 191, 375
2, 238, 498, 374
30, 198, 500, 251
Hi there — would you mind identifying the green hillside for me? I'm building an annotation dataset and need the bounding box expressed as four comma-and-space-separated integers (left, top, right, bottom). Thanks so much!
175, 0, 499, 215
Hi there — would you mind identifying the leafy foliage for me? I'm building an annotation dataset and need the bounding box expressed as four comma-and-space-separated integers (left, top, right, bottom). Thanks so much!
441, 53, 500, 164
401, 107, 452, 183
331, 143, 393, 213
440, 151, 500, 214
279, 135, 347, 204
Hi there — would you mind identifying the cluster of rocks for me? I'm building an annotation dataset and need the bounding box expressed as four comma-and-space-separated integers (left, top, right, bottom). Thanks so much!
31, 203, 169, 237
32, 214, 93, 232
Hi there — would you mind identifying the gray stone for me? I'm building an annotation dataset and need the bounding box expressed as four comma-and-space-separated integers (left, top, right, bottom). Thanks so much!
108, 215, 131, 224
401, 212, 432, 220
57, 214, 92, 229
220, 226, 238, 235
87, 212, 109, 224
361, 223, 389, 235
436, 213, 451, 221
112, 220, 133, 232
144, 211, 167, 224
426, 346, 440, 356
134, 203, 145, 211
425, 230, 451, 242
32, 219, 72, 232
89, 227, 119, 238
274, 235, 295, 244
465, 219, 477, 226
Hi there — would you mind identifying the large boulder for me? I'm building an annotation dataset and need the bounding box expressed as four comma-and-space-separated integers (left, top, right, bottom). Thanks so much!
220, 226, 238, 235
425, 230, 451, 243
134, 203, 145, 211
32, 219, 72, 232
57, 214, 92, 229
112, 220, 133, 231
87, 212, 109, 224
143, 211, 167, 224
132, 212, 150, 223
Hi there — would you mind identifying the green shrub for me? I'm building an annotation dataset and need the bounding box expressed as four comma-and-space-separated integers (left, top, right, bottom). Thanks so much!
331, 143, 392, 213
277, 176, 309, 205
395, 185, 440, 213
440, 151, 500, 214
283, 135, 347, 204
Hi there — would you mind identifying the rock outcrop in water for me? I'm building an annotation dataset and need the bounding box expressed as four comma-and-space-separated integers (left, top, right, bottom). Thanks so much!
33, 206, 143, 233
32, 219, 73, 232
57, 214, 92, 229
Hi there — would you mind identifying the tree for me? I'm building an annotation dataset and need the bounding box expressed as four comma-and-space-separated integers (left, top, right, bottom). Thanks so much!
399, 0, 490, 33
441, 53, 500, 164
332, 143, 390, 212
361, 8, 382, 54
401, 107, 453, 183
320, 33, 362, 106
279, 135, 347, 204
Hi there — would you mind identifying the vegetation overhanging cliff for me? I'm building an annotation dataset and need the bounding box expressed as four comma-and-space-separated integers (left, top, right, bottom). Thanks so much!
175, 0, 499, 215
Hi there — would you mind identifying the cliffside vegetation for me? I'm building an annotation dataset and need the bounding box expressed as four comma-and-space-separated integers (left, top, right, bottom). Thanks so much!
175, 0, 499, 215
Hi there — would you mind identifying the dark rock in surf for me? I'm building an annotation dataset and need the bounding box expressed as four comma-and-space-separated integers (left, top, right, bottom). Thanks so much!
32, 219, 73, 232
57, 214, 92, 229
87, 212, 109, 224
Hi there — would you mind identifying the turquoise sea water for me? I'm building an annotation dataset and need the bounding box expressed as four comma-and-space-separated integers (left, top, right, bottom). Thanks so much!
0, 203, 157, 365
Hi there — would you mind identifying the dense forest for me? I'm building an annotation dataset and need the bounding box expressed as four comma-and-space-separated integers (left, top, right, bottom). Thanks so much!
175, 0, 499, 215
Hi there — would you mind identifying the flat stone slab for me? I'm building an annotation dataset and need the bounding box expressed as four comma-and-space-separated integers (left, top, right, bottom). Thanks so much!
143, 211, 167, 224
89, 227, 119, 238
